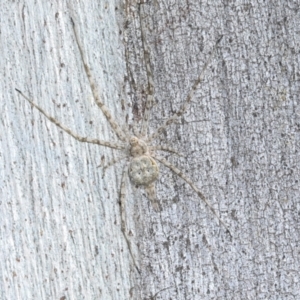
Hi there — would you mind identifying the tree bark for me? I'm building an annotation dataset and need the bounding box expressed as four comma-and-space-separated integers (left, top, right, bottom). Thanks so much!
1, 0, 300, 299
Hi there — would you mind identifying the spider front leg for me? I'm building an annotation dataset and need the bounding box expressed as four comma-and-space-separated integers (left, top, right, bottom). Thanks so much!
15, 89, 125, 150
155, 156, 232, 237
138, 3, 155, 138
149, 36, 223, 142
71, 18, 128, 143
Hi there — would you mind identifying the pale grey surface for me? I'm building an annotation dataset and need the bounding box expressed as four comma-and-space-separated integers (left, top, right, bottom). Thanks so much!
1, 0, 300, 299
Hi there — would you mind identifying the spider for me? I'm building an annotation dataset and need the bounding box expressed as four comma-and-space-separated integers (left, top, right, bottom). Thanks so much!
16, 16, 230, 273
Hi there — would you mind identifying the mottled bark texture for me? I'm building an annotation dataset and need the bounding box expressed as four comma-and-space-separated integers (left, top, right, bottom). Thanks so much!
1, 1, 299, 299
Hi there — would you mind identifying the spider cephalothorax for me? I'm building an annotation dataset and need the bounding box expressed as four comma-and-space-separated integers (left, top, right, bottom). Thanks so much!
129, 136, 148, 157
16, 15, 229, 273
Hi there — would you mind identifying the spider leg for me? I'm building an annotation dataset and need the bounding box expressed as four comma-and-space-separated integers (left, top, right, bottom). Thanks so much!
154, 156, 232, 237
144, 182, 160, 212
100, 156, 128, 178
138, 3, 155, 138
149, 36, 223, 142
150, 145, 183, 157
16, 89, 125, 150
71, 19, 128, 142
120, 163, 140, 273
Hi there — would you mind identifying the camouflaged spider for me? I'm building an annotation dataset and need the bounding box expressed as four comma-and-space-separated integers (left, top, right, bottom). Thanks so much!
16, 17, 229, 272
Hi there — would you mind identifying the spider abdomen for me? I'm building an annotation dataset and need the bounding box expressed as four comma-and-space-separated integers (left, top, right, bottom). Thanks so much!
128, 155, 159, 186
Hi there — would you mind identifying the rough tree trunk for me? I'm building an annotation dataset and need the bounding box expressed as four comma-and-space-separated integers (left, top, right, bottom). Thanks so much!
1, 0, 299, 299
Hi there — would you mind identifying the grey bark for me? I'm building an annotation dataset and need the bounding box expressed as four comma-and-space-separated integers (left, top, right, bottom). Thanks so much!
1, 0, 300, 299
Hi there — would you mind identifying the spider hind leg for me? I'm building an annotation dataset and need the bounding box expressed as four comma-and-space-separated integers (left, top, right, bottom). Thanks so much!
120, 163, 140, 273
155, 156, 232, 237
144, 182, 160, 212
